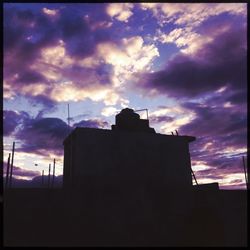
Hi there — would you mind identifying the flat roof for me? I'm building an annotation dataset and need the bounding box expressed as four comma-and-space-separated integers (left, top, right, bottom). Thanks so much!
63, 127, 196, 145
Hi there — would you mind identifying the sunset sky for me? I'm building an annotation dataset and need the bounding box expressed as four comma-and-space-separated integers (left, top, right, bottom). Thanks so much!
3, 3, 247, 189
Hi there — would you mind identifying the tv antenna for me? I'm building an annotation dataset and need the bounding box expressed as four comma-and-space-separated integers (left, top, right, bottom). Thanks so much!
134, 108, 149, 120
67, 103, 70, 127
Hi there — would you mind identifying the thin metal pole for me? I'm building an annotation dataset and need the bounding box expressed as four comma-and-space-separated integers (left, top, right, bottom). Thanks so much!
134, 109, 148, 120
242, 156, 248, 187
67, 103, 70, 127
42, 170, 44, 187
52, 159, 55, 188
9, 141, 15, 188
5, 153, 11, 189
191, 168, 198, 185
48, 164, 51, 188
70, 135, 73, 188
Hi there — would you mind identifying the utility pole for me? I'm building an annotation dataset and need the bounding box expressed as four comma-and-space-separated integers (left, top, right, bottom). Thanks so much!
5, 153, 11, 189
42, 170, 44, 187
9, 141, 15, 188
52, 158, 56, 188
48, 164, 51, 188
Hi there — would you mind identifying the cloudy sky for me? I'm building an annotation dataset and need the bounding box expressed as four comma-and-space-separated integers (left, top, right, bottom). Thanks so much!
3, 3, 247, 189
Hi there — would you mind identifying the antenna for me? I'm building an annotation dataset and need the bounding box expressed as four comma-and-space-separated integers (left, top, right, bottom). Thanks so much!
67, 103, 70, 127
52, 159, 56, 188
48, 164, 51, 188
5, 153, 11, 189
9, 141, 15, 188
134, 109, 149, 120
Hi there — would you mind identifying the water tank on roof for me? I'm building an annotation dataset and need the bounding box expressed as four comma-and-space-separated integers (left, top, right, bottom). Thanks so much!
111, 108, 155, 133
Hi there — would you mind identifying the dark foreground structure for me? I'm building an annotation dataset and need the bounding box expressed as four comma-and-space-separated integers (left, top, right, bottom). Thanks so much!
3, 109, 248, 246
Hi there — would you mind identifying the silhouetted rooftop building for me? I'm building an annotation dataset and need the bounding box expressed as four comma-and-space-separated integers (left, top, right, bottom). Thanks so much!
4, 108, 247, 247
63, 108, 195, 190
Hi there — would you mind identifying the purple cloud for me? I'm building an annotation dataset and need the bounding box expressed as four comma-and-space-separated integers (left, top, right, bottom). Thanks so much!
73, 119, 109, 129
137, 21, 246, 98
3, 110, 30, 136
150, 115, 174, 124
180, 102, 246, 138
27, 95, 58, 110
4, 4, 114, 107
56, 4, 112, 58
4, 7, 58, 78
16, 70, 47, 84
178, 97, 247, 178
4, 5, 112, 64
10, 113, 108, 156
15, 117, 71, 156
3, 177, 32, 188
3, 175, 63, 188
31, 174, 63, 187
3, 164, 40, 178
226, 90, 247, 105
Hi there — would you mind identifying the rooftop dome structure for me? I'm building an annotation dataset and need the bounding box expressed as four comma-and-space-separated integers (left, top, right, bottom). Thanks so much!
111, 108, 155, 133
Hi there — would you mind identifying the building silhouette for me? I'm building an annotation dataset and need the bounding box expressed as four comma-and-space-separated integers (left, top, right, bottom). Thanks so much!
63, 108, 195, 191
3, 108, 247, 247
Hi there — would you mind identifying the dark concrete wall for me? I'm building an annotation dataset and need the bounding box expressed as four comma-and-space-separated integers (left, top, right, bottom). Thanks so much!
63, 128, 194, 189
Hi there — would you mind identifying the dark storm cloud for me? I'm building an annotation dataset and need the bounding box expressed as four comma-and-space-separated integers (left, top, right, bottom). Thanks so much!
3, 110, 30, 136
137, 22, 246, 98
